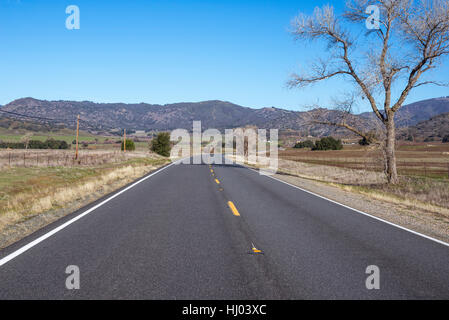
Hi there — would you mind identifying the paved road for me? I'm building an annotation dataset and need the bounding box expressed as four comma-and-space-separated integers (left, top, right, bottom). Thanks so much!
1, 157, 449, 299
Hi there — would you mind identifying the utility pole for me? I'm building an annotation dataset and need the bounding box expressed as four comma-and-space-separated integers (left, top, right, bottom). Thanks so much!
123, 129, 126, 153
75, 115, 80, 160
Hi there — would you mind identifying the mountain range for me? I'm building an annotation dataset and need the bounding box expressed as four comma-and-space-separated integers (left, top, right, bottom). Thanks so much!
1, 97, 449, 138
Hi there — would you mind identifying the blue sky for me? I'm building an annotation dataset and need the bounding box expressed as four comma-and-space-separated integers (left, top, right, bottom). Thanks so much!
0, 0, 447, 112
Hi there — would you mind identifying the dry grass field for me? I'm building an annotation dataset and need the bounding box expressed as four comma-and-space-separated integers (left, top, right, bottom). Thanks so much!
0, 149, 149, 169
0, 150, 169, 237
279, 142, 449, 179
274, 142, 449, 212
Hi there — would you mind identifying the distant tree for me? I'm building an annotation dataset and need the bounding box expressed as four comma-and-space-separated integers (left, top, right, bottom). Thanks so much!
150, 132, 171, 157
294, 140, 315, 148
442, 134, 449, 143
0, 139, 69, 149
44, 139, 69, 149
312, 137, 343, 150
20, 133, 33, 149
406, 134, 414, 142
28, 140, 46, 149
59, 140, 69, 149
359, 132, 378, 145
121, 139, 136, 151
288, 0, 449, 183
359, 137, 370, 146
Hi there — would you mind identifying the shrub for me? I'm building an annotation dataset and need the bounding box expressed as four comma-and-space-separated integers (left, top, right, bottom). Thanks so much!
151, 132, 171, 157
358, 137, 370, 145
0, 139, 69, 149
0, 142, 26, 149
312, 137, 343, 151
294, 140, 314, 148
28, 140, 46, 149
442, 135, 449, 143
121, 139, 136, 151
358, 132, 377, 146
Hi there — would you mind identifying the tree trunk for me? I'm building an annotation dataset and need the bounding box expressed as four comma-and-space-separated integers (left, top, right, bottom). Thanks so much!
385, 116, 399, 184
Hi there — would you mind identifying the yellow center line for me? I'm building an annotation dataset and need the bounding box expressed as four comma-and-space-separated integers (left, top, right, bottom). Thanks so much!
251, 242, 263, 253
215, 179, 220, 184
227, 201, 241, 216
210, 169, 214, 173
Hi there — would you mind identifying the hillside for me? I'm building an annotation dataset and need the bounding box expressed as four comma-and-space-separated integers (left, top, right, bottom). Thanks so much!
1, 97, 448, 137
360, 97, 449, 127
0, 98, 373, 137
398, 112, 449, 141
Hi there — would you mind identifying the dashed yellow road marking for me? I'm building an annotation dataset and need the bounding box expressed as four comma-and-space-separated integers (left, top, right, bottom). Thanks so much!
210, 169, 214, 173
251, 243, 263, 254
227, 201, 241, 216
215, 179, 220, 184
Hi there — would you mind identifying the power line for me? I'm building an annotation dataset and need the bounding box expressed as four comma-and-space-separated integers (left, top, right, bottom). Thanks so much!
0, 107, 124, 133
0, 108, 74, 123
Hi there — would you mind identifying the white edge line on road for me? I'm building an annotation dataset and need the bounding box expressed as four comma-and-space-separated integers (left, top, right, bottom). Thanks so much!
246, 167, 449, 248
0, 160, 181, 267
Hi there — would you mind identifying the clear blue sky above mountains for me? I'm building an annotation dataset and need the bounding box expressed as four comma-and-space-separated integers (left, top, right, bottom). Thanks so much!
0, 0, 447, 112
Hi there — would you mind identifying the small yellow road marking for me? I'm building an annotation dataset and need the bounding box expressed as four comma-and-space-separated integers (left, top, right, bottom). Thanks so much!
215, 179, 220, 184
251, 243, 263, 254
210, 169, 214, 173
227, 201, 240, 216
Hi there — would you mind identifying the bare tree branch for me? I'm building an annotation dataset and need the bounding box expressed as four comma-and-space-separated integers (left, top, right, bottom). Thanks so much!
288, 0, 449, 183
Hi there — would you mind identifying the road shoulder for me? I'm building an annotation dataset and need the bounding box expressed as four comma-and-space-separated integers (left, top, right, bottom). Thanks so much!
271, 172, 449, 244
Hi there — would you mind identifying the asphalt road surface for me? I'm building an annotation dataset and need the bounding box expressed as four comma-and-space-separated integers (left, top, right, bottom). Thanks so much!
1, 156, 449, 299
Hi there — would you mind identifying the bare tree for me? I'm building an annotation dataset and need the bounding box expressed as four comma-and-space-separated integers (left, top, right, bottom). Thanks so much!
288, 0, 449, 183
20, 133, 33, 150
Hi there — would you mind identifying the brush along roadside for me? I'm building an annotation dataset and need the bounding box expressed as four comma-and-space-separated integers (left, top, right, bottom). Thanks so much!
0, 155, 170, 248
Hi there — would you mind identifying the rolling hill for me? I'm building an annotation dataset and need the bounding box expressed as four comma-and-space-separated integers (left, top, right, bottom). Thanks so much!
398, 112, 449, 141
1, 97, 448, 138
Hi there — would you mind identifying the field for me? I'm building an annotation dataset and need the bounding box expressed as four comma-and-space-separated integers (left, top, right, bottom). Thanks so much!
0, 125, 166, 243
279, 142, 449, 179
0, 150, 169, 244
0, 128, 151, 151
271, 142, 449, 213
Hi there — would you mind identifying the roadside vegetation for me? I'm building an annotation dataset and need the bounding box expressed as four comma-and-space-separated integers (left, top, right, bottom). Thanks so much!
0, 139, 69, 149
121, 139, 136, 151
294, 137, 343, 150
0, 153, 170, 244
276, 142, 449, 215
150, 132, 171, 157
0, 126, 170, 246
